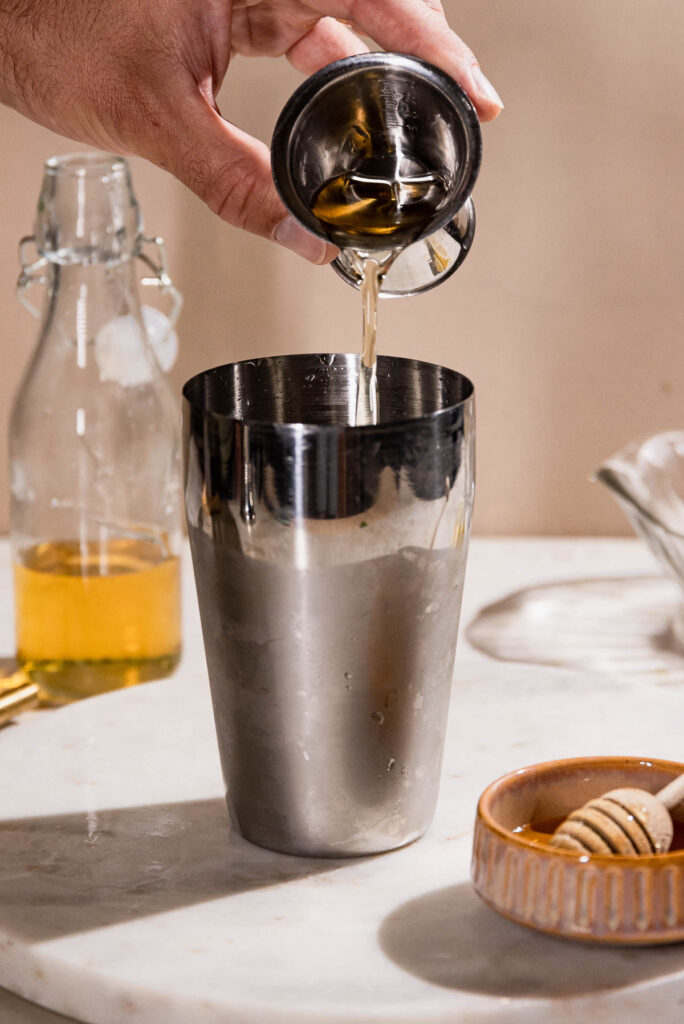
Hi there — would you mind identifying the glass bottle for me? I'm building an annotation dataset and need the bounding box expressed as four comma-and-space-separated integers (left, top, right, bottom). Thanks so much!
10, 153, 183, 704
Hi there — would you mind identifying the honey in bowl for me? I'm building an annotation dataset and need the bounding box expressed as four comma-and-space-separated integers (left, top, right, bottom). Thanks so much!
513, 816, 684, 853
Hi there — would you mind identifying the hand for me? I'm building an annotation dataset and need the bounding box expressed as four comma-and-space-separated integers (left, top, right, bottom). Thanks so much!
0, 0, 503, 263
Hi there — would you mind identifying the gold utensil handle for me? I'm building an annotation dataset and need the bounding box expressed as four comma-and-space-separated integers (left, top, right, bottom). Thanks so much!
0, 677, 40, 725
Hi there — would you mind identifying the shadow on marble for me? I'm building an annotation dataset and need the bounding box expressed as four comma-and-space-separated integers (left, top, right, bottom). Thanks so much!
379, 883, 684, 997
466, 575, 684, 684
0, 986, 80, 1024
0, 798, 357, 942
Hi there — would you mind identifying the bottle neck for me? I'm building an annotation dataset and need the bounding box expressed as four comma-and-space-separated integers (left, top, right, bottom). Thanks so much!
44, 259, 143, 359
35, 153, 141, 264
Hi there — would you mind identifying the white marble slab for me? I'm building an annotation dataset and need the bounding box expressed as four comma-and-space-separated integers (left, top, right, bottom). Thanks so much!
1, 658, 684, 1023
1, 536, 683, 1024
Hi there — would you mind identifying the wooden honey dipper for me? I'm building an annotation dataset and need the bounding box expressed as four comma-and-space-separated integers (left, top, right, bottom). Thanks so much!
550, 774, 684, 855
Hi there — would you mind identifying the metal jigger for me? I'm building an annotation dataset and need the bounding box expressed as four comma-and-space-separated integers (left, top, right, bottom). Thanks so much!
271, 52, 482, 296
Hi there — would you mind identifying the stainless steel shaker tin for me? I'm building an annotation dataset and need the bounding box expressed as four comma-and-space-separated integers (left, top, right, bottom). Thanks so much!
183, 354, 475, 857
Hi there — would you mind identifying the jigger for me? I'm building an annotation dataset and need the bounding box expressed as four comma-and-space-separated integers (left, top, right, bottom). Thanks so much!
271, 53, 482, 296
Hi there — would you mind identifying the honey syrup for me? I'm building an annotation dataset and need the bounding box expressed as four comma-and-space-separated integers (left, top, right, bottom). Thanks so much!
312, 165, 448, 242
14, 538, 181, 703
514, 816, 684, 852
313, 158, 449, 426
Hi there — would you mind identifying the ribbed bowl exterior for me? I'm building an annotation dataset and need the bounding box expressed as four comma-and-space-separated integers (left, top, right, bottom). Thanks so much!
471, 757, 684, 945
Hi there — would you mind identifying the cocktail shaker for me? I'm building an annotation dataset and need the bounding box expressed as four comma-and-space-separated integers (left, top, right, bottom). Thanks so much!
184, 354, 475, 856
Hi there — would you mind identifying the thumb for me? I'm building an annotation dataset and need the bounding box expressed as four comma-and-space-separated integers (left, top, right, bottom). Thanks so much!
161, 91, 337, 264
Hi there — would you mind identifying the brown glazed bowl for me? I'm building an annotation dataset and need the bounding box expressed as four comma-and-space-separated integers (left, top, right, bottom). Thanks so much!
471, 756, 684, 945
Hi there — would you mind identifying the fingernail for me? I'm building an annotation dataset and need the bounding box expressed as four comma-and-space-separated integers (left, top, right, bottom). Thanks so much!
274, 216, 336, 265
470, 64, 504, 111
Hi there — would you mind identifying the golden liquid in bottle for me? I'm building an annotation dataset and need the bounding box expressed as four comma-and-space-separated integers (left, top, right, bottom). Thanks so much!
313, 162, 448, 427
14, 538, 181, 704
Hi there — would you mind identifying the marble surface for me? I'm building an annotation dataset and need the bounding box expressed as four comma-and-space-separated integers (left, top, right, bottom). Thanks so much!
0, 537, 683, 1023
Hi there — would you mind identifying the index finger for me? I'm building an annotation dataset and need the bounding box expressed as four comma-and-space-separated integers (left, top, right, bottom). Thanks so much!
310, 0, 503, 120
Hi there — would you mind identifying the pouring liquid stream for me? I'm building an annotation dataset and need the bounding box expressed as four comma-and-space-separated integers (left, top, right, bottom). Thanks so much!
354, 251, 394, 426
312, 162, 450, 426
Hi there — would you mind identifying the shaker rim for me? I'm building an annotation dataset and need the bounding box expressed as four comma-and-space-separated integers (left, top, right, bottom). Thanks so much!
182, 353, 474, 433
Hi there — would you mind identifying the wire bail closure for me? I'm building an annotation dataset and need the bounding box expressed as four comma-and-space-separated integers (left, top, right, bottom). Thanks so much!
17, 234, 183, 341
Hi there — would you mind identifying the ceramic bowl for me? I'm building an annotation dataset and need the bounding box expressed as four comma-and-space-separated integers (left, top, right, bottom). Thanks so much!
471, 756, 684, 945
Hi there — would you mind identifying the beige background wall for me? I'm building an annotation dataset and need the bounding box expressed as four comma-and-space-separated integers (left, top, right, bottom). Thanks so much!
1, 0, 682, 535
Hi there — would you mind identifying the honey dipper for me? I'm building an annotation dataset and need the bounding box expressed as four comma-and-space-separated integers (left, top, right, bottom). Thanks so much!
550, 774, 684, 855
